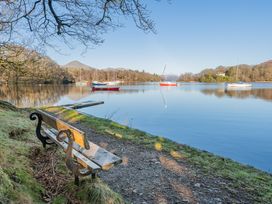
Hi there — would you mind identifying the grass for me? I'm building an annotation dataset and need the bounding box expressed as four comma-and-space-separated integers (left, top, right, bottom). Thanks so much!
45, 106, 272, 203
0, 101, 44, 203
71, 178, 124, 204
0, 101, 125, 204
50, 177, 124, 204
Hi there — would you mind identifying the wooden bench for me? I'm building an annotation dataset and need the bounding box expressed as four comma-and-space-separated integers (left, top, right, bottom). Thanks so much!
30, 109, 122, 185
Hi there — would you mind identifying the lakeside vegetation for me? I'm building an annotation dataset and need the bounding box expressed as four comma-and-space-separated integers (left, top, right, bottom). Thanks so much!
0, 101, 124, 203
44, 106, 272, 203
178, 60, 272, 82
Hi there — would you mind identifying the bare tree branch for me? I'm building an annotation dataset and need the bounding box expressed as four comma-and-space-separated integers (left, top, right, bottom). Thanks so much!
0, 0, 157, 49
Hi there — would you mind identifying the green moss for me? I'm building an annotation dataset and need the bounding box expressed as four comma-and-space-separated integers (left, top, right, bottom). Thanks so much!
45, 106, 272, 203
52, 195, 68, 204
0, 168, 13, 203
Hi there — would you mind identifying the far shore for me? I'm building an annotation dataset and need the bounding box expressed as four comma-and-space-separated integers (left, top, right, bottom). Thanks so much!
2, 81, 272, 86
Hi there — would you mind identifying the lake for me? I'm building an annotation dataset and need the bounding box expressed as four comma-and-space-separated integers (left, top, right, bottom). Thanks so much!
1, 82, 272, 173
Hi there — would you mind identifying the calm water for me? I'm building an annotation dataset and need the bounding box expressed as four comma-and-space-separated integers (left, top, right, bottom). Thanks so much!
1, 83, 272, 173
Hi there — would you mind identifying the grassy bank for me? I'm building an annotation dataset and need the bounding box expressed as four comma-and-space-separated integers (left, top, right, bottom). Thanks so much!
0, 101, 124, 204
45, 106, 272, 203
0, 101, 43, 203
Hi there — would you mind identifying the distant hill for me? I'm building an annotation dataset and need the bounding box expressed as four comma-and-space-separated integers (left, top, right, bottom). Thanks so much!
178, 59, 272, 82
259, 60, 272, 67
63, 60, 95, 69
63, 60, 161, 82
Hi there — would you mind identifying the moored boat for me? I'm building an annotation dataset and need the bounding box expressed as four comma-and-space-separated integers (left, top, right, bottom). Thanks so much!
104, 81, 122, 86
159, 65, 177, 87
226, 65, 252, 88
92, 81, 107, 86
160, 82, 177, 86
226, 83, 252, 88
92, 86, 120, 91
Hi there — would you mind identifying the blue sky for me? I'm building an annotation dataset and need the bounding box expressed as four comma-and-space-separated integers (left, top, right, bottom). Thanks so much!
47, 0, 272, 75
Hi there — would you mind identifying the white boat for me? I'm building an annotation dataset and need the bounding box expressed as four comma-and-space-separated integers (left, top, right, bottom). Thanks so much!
226, 83, 252, 88
226, 64, 252, 88
105, 81, 122, 86
92, 81, 107, 86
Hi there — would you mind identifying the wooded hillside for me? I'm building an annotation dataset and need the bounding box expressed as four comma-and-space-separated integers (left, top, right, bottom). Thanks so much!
178, 60, 272, 82
64, 61, 161, 82
0, 46, 73, 84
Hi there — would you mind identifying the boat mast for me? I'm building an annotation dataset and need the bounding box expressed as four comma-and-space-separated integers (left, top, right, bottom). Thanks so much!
235, 58, 239, 82
80, 68, 82, 82
236, 65, 238, 81
162, 65, 166, 81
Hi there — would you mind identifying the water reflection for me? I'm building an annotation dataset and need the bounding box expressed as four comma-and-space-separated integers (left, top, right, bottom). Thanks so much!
0, 85, 92, 107
201, 88, 272, 102
0, 84, 149, 107
0, 85, 68, 107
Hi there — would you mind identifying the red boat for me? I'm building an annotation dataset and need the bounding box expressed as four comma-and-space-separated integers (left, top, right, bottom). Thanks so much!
160, 82, 177, 86
92, 86, 120, 91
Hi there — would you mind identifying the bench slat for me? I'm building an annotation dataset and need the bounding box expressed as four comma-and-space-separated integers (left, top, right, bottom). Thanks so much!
37, 110, 90, 149
49, 128, 122, 170
83, 141, 122, 170
43, 128, 101, 172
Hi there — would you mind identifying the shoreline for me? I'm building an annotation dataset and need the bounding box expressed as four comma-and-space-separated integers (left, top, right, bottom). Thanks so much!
44, 106, 272, 203
78, 110, 269, 174
60, 107, 270, 174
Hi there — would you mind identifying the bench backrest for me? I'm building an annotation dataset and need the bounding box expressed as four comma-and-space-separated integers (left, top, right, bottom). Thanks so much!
37, 110, 90, 149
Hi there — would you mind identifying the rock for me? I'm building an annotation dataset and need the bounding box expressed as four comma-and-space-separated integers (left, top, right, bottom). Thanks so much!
194, 183, 201, 187
150, 158, 158, 163
214, 197, 222, 203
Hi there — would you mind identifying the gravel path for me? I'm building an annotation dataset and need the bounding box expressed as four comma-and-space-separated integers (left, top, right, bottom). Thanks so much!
74, 123, 253, 204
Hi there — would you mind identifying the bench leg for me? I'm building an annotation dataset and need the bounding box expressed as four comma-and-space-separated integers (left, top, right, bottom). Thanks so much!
75, 175, 80, 186
92, 173, 97, 179
30, 112, 54, 148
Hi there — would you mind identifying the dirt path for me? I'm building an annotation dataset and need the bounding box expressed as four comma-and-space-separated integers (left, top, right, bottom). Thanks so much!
74, 123, 253, 204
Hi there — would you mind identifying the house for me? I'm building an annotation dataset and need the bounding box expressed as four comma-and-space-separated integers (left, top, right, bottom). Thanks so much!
216, 72, 226, 77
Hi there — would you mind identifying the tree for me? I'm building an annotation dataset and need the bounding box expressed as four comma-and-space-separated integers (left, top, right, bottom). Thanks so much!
0, 45, 31, 83
0, 45, 73, 83
0, 0, 156, 49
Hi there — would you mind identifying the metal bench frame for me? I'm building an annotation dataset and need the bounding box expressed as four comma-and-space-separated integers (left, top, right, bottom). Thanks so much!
30, 109, 121, 185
